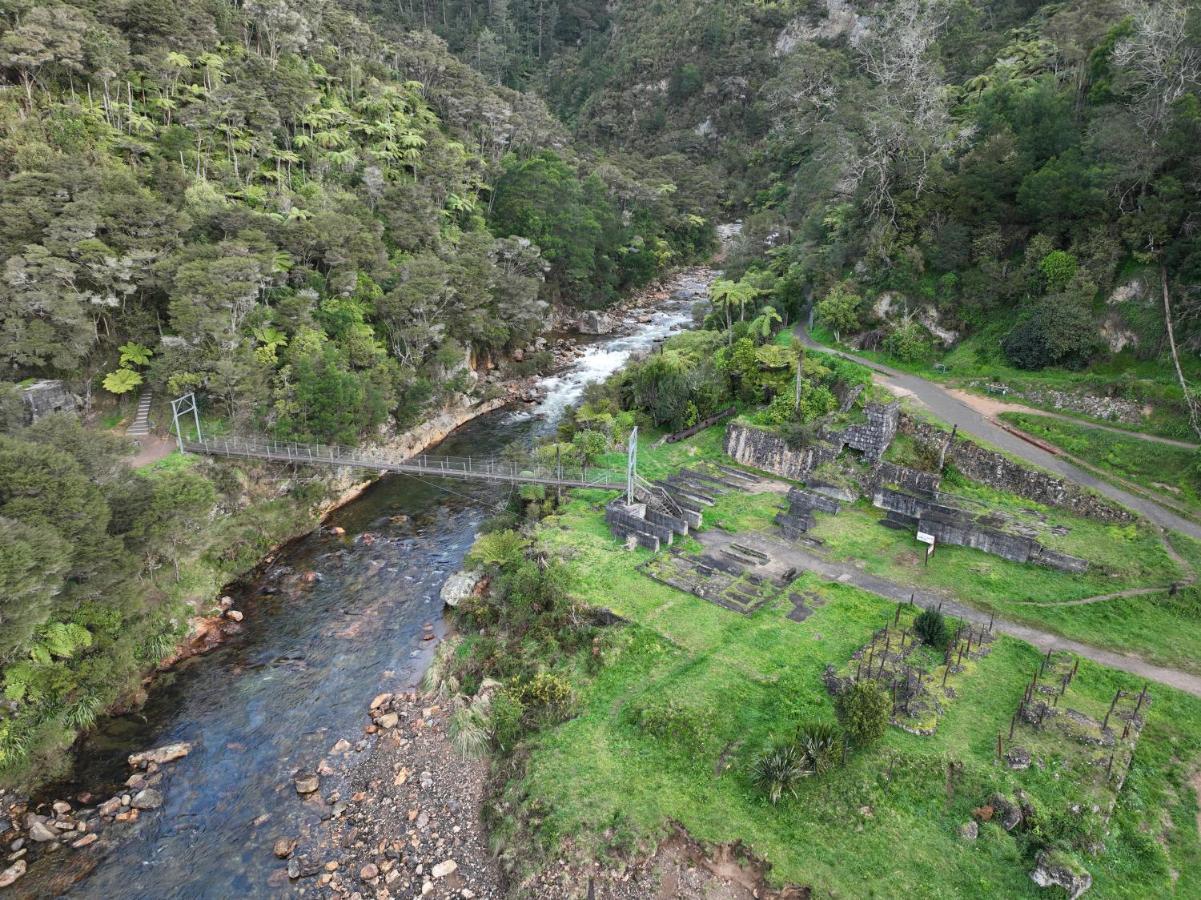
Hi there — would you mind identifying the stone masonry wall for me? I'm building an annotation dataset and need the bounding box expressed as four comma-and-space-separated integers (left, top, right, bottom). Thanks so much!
723, 422, 838, 481
900, 417, 1135, 525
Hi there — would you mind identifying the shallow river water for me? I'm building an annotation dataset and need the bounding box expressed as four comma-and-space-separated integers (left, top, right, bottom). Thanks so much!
32, 274, 707, 899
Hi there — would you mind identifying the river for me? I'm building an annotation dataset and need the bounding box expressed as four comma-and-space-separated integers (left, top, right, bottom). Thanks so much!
27, 271, 709, 899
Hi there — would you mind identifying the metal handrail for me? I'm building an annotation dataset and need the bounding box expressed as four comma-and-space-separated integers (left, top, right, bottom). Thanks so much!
181, 435, 625, 488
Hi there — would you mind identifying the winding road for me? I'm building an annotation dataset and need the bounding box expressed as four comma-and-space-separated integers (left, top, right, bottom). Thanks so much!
796, 325, 1201, 540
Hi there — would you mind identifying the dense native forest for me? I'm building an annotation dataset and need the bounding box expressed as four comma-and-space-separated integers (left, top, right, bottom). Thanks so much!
1, 0, 1200, 795
412, 0, 1201, 425
0, 0, 711, 784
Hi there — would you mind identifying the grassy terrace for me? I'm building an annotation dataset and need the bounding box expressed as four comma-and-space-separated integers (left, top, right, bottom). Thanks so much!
807, 323, 1194, 441
1000, 412, 1201, 515
504, 424, 1201, 896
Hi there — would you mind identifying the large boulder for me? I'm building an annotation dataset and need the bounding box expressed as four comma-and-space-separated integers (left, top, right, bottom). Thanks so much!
577, 311, 614, 335
1030, 850, 1092, 899
439, 570, 484, 608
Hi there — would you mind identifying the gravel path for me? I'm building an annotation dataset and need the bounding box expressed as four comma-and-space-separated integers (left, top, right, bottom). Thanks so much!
795, 325, 1201, 540
699, 529, 1201, 698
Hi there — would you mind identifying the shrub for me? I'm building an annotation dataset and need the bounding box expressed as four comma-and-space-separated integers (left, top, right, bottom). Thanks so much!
795, 721, 842, 775
449, 697, 490, 758
836, 680, 891, 748
517, 671, 574, 722
468, 530, 528, 568
914, 606, 950, 649
751, 741, 810, 804
882, 319, 933, 362
489, 689, 526, 752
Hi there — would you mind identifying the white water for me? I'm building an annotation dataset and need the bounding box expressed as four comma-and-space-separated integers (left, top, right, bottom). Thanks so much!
518, 269, 713, 425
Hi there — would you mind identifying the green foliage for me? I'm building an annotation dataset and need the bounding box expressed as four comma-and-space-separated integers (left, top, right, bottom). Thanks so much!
750, 740, 808, 805
102, 367, 143, 395
835, 680, 890, 749
882, 319, 933, 363
913, 607, 951, 650
469, 529, 530, 568
794, 720, 841, 776
490, 689, 527, 752
516, 671, 574, 721
1039, 251, 1078, 292
816, 284, 862, 342
1002, 298, 1098, 370
118, 342, 153, 368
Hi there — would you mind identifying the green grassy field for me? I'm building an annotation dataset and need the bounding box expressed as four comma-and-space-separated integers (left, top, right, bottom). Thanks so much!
1000, 412, 1200, 513
510, 484, 1201, 896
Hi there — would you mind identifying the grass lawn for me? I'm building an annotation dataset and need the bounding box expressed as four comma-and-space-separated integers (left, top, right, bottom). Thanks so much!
513, 480, 1201, 897
1000, 412, 1201, 513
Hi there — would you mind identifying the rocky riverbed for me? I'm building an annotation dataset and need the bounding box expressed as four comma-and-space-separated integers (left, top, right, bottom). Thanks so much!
290, 688, 805, 900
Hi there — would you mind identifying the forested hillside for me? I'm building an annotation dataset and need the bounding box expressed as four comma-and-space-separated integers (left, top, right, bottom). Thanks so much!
0, 0, 710, 440
0, 0, 711, 786
409, 0, 1201, 435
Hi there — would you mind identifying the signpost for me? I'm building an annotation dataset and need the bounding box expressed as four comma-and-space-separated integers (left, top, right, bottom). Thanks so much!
916, 530, 936, 566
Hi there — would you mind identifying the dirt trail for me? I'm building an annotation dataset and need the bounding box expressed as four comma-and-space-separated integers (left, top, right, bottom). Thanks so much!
1015, 531, 1196, 609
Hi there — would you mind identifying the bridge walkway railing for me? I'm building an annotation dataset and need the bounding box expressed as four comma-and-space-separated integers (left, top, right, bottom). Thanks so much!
181, 435, 625, 489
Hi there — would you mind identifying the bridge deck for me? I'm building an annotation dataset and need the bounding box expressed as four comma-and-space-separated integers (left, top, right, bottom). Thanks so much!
182, 437, 625, 490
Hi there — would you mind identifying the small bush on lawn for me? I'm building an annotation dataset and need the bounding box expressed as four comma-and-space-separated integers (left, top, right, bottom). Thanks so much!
836, 680, 891, 748
795, 720, 842, 775
914, 606, 950, 649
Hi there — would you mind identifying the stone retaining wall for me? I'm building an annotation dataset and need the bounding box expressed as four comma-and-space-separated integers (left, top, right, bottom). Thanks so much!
900, 417, 1134, 524
874, 487, 1090, 574
723, 422, 838, 481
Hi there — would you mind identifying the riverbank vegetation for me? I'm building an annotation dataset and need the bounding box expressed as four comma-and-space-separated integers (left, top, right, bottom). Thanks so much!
0, 0, 711, 789
0, 415, 338, 787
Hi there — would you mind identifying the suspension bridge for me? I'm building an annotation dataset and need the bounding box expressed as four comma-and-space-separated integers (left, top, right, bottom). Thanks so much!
170, 393, 633, 492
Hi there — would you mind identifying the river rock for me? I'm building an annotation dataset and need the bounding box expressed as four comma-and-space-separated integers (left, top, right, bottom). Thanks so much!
0, 859, 26, 888
331, 738, 352, 753
274, 837, 297, 859
359, 863, 378, 881
225, 609, 244, 622
51, 801, 71, 816
431, 859, 457, 878
294, 772, 321, 795
369, 693, 392, 711
28, 822, 57, 842
71, 833, 98, 849
98, 798, 121, 817
439, 570, 483, 608
131, 789, 163, 810
376, 712, 399, 730
577, 310, 614, 335
128, 742, 191, 768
